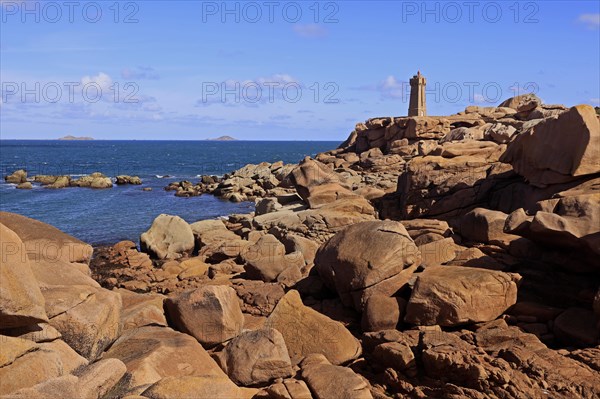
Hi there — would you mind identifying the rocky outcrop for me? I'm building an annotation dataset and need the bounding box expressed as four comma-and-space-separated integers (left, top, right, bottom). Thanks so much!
501, 105, 600, 187
4, 93, 600, 399
7, 172, 143, 190
34, 175, 71, 188
0, 213, 125, 396
115, 175, 142, 185
71, 172, 113, 189
505, 179, 600, 267
166, 162, 296, 201
4, 169, 27, 184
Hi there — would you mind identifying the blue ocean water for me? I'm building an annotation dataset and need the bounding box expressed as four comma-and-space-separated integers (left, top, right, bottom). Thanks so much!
0, 140, 338, 245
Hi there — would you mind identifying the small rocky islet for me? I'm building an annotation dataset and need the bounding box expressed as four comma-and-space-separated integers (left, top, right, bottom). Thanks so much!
1, 94, 600, 398
5, 171, 142, 189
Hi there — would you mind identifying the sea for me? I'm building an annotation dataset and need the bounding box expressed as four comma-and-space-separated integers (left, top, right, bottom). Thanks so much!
0, 140, 339, 245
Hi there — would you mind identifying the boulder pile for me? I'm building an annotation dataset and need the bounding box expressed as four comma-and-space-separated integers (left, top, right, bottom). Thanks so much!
2, 94, 599, 398
164, 162, 297, 200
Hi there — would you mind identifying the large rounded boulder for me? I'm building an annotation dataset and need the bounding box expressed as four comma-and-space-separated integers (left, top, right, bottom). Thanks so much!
315, 220, 421, 311
140, 214, 195, 260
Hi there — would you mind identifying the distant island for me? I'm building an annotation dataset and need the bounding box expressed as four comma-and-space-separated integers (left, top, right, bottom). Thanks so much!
206, 135, 237, 141
58, 135, 94, 141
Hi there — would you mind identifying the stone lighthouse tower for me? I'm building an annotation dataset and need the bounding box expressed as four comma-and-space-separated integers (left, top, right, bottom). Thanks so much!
408, 71, 427, 116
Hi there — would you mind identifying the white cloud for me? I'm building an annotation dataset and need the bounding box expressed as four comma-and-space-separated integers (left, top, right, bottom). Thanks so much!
578, 13, 600, 30
81, 72, 113, 92
590, 98, 600, 105
378, 75, 409, 99
380, 75, 402, 91
292, 24, 328, 38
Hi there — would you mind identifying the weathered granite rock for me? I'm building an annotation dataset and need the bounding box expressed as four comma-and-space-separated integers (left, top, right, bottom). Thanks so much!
243, 234, 291, 282
33, 175, 72, 188
440, 126, 484, 143
361, 295, 406, 332
1, 358, 127, 399
141, 376, 251, 399
103, 326, 229, 393
498, 93, 542, 110
405, 117, 451, 139
218, 328, 293, 386
315, 220, 421, 310
264, 378, 312, 399
0, 223, 48, 328
190, 219, 235, 244
0, 211, 93, 264
265, 290, 361, 365
46, 287, 122, 360
1, 322, 62, 343
473, 326, 600, 398
140, 214, 195, 259
501, 105, 600, 187
280, 233, 319, 266
291, 157, 342, 194
302, 183, 358, 209
484, 123, 517, 143
255, 197, 282, 215
0, 339, 88, 395
115, 175, 142, 185
4, 169, 27, 184
116, 288, 167, 330
372, 341, 417, 376
505, 182, 600, 263
398, 141, 506, 219
71, 172, 113, 189
300, 354, 373, 399
405, 266, 520, 326
165, 285, 243, 346
458, 207, 520, 247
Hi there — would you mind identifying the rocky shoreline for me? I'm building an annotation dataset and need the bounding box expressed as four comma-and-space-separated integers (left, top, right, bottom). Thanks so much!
1, 94, 599, 399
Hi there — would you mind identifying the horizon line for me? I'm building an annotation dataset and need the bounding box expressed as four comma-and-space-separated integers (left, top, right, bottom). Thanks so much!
0, 138, 343, 142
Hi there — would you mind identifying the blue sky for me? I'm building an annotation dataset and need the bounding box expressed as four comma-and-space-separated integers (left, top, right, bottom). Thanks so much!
1, 0, 599, 140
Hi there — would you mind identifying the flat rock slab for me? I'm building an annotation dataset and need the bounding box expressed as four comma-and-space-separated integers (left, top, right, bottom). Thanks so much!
265, 290, 361, 365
